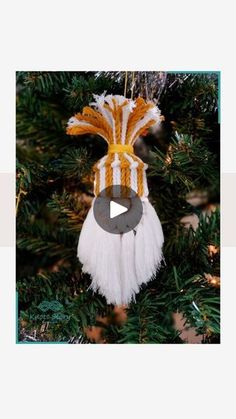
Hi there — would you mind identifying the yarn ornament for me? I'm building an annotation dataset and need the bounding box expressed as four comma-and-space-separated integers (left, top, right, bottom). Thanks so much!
67, 94, 164, 305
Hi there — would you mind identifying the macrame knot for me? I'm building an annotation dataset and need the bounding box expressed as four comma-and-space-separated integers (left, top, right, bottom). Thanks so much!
67, 94, 162, 197
108, 144, 134, 154
66, 93, 164, 305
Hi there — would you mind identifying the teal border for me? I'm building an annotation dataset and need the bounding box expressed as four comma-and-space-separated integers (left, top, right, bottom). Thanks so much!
16, 71, 221, 344
16, 291, 66, 344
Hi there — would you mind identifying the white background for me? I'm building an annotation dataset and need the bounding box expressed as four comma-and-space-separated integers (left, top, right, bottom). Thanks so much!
0, 1, 235, 418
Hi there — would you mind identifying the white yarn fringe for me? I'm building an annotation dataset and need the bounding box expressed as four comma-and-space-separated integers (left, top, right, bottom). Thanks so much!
78, 200, 164, 305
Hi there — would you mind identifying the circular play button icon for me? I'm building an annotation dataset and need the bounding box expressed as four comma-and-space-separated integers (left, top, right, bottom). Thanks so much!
93, 185, 143, 234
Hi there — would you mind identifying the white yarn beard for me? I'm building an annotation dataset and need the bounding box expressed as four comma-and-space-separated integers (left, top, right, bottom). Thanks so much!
78, 199, 164, 305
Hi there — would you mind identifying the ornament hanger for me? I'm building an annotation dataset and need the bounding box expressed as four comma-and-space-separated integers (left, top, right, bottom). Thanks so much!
124, 71, 136, 99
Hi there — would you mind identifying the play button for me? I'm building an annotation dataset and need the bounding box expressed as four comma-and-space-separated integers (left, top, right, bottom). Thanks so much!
110, 200, 128, 219
93, 185, 143, 234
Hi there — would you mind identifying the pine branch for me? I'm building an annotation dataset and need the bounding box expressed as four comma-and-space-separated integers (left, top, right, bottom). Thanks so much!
16, 71, 220, 343
118, 290, 181, 344
149, 132, 218, 191
47, 193, 88, 233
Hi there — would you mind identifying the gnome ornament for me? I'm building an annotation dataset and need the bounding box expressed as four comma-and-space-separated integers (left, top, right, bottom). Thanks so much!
67, 94, 164, 305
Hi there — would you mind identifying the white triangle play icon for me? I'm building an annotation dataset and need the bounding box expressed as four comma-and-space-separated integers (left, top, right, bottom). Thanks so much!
110, 200, 128, 219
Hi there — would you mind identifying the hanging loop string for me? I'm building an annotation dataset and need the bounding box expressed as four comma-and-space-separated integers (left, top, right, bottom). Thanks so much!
124, 71, 136, 99
124, 71, 128, 97
130, 72, 135, 100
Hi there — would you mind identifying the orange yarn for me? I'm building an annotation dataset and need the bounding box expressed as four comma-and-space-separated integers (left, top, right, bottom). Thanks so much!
126, 101, 153, 144
132, 118, 157, 144
105, 153, 115, 188
66, 124, 109, 142
67, 95, 161, 197
119, 154, 131, 189
108, 144, 134, 154
82, 107, 113, 141
137, 168, 144, 196
94, 171, 100, 196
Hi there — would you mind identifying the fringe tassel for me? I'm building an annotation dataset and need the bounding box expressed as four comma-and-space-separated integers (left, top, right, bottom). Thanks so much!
78, 200, 164, 305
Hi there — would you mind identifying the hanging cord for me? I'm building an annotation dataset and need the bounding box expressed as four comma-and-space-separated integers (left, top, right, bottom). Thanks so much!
124, 71, 128, 97
144, 72, 149, 101
123, 71, 136, 99
130, 72, 135, 100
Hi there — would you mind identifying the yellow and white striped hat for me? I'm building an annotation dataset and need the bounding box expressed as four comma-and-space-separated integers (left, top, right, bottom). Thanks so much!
67, 94, 162, 198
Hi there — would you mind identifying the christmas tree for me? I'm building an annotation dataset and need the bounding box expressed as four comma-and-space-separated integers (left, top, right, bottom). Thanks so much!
16, 71, 220, 344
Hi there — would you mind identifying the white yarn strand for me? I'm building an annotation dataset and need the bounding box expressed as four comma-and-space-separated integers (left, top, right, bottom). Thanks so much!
130, 107, 161, 143
78, 203, 123, 305
71, 94, 164, 305
77, 198, 164, 305
112, 153, 121, 185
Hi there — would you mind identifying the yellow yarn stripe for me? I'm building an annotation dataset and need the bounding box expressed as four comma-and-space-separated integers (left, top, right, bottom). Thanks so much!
108, 144, 134, 154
